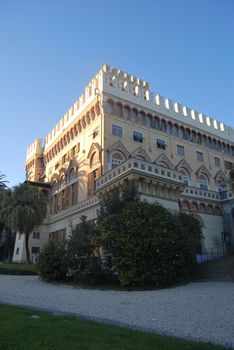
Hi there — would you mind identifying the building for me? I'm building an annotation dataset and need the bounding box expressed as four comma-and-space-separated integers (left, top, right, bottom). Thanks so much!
12, 64, 234, 262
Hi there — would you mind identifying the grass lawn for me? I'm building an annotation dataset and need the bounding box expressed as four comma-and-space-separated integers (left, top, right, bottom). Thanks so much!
0, 304, 229, 350
0, 262, 37, 275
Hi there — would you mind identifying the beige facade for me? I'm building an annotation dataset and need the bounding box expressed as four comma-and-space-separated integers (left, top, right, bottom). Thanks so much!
13, 64, 234, 262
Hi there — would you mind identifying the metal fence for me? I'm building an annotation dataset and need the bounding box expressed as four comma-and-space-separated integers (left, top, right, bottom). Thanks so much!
196, 246, 227, 264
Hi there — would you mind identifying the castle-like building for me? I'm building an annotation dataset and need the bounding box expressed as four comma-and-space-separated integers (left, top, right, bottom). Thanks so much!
13, 65, 234, 262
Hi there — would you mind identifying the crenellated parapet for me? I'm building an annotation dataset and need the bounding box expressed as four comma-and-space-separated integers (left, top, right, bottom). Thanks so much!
26, 138, 44, 161
44, 65, 108, 150
26, 64, 234, 169
102, 65, 234, 143
26, 138, 45, 182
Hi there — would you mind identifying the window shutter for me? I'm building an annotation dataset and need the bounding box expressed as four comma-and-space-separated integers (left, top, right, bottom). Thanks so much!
87, 173, 92, 197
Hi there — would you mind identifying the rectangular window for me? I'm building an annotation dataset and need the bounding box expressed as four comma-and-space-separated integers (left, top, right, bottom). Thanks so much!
200, 183, 208, 190
31, 247, 40, 254
197, 151, 204, 162
112, 124, 123, 137
156, 139, 166, 150
177, 145, 185, 156
71, 183, 76, 206
71, 146, 76, 157
214, 157, 220, 167
93, 128, 99, 139
133, 131, 143, 143
16, 247, 19, 255
62, 154, 66, 164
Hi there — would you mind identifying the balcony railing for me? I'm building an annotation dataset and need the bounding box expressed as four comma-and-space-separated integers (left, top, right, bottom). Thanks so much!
96, 158, 184, 191
182, 186, 221, 201
219, 190, 234, 201
47, 196, 99, 223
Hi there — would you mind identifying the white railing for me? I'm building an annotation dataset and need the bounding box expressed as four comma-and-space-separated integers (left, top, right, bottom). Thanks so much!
96, 158, 184, 191
182, 186, 220, 201
219, 190, 234, 201
47, 196, 99, 223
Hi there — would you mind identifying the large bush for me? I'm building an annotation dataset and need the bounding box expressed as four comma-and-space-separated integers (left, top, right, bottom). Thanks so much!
67, 215, 102, 283
100, 187, 202, 288
37, 240, 68, 281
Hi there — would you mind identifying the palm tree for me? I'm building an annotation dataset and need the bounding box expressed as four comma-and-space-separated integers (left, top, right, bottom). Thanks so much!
0, 183, 48, 263
0, 173, 8, 190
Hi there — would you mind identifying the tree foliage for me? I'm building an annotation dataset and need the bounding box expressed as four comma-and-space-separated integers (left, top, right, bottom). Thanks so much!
0, 173, 8, 190
100, 182, 202, 288
37, 240, 68, 281
67, 215, 101, 281
0, 183, 48, 263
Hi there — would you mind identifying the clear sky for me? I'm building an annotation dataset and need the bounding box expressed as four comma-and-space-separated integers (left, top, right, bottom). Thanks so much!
0, 0, 233, 187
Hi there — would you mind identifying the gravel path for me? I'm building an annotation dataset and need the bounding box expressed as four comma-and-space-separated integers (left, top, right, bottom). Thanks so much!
0, 276, 233, 348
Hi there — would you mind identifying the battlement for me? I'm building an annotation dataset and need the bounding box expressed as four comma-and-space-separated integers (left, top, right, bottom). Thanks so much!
26, 138, 44, 161
43, 65, 109, 150
102, 65, 234, 143
27, 64, 234, 155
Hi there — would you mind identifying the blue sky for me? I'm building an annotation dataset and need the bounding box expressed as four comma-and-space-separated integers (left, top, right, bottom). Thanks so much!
0, 0, 233, 187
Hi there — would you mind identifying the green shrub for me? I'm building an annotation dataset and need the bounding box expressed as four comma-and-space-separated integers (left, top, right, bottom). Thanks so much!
0, 263, 37, 275
37, 240, 68, 281
67, 216, 101, 282
101, 200, 201, 288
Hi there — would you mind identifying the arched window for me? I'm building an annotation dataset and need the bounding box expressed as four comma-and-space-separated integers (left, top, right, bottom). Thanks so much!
90, 152, 99, 168
191, 202, 198, 211
106, 99, 114, 114
131, 108, 138, 123
173, 124, 179, 137
123, 105, 130, 120
157, 159, 169, 168
69, 168, 76, 183
115, 102, 123, 117
196, 133, 202, 144
199, 203, 206, 212
215, 206, 221, 215
139, 111, 145, 124
145, 114, 152, 127
206, 205, 214, 214
167, 122, 173, 135
191, 130, 196, 142
180, 168, 190, 186
181, 201, 190, 211
216, 175, 227, 193
111, 151, 125, 169
198, 173, 209, 190
52, 181, 58, 194
179, 126, 185, 138
60, 175, 66, 189
153, 116, 160, 130
160, 119, 167, 132
185, 128, 191, 140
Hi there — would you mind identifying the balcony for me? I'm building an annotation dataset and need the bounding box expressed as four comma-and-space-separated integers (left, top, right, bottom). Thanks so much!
182, 186, 220, 201
219, 190, 234, 201
95, 158, 185, 193
47, 196, 99, 224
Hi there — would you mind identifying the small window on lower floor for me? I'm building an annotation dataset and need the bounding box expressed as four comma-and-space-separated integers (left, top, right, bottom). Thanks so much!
197, 151, 204, 162
31, 247, 40, 254
177, 145, 185, 156
133, 131, 143, 143
214, 157, 220, 167
16, 247, 19, 255
112, 124, 123, 137
156, 139, 166, 150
